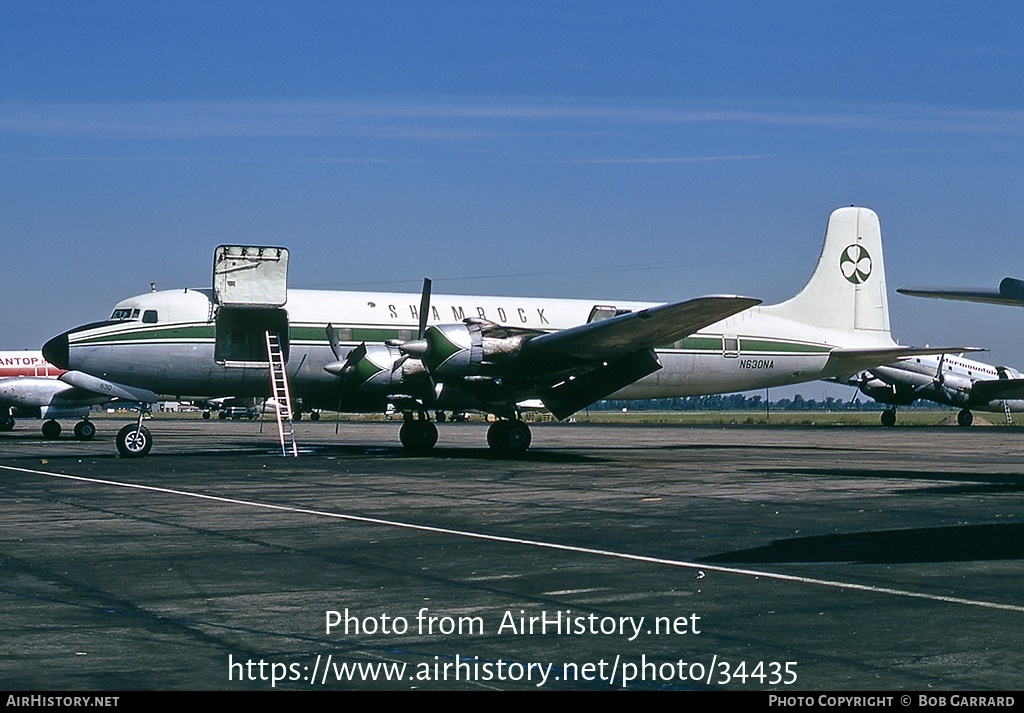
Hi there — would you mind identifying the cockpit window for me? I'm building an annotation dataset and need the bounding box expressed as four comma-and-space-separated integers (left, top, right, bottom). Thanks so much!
110, 308, 142, 321
142, 310, 158, 324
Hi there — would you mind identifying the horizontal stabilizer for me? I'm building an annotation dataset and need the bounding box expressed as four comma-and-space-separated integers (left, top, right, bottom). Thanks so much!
822, 345, 985, 382
970, 378, 1024, 402
898, 277, 1024, 307
59, 371, 159, 404
526, 295, 761, 361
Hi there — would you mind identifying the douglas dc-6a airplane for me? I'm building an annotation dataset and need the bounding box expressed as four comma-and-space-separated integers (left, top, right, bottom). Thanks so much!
0, 350, 107, 439
852, 352, 1024, 427
42, 206, 971, 458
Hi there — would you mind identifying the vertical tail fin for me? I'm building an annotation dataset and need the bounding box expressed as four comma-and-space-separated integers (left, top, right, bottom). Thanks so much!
764, 206, 890, 335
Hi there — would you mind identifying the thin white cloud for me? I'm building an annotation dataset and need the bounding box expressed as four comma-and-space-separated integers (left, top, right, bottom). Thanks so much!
529, 154, 777, 165
1, 98, 1023, 139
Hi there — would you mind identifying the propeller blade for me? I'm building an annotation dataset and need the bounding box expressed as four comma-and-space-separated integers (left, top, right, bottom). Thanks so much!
323, 341, 367, 376
345, 342, 367, 373
418, 278, 432, 339
326, 323, 343, 360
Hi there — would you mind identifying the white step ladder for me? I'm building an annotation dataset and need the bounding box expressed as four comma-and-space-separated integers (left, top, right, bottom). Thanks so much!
265, 331, 298, 457
1004, 400, 1013, 425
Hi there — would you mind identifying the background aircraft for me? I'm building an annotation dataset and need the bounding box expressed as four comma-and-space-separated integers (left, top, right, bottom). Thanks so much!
43, 206, 970, 457
852, 353, 1024, 427
899, 277, 1024, 308
0, 350, 107, 439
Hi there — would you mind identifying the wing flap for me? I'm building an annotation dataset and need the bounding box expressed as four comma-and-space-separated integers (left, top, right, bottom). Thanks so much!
540, 349, 662, 420
525, 295, 761, 361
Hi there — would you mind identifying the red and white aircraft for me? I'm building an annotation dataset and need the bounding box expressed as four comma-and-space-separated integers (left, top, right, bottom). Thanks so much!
0, 350, 107, 439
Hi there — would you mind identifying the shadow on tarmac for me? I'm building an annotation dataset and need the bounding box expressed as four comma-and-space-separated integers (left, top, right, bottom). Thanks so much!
702, 523, 1024, 564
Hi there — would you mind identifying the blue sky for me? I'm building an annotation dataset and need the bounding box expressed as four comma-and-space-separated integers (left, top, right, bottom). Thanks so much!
3, 2, 1024, 396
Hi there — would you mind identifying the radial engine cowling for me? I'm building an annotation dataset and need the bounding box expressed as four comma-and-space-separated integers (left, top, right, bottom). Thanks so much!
407, 319, 534, 379
937, 372, 973, 405
859, 376, 896, 399
326, 344, 427, 398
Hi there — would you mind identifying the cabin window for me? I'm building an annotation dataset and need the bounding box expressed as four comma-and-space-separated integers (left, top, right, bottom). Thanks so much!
142, 310, 158, 324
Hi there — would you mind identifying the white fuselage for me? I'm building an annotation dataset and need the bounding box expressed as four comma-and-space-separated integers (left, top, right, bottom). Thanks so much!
50, 286, 891, 410
863, 354, 1024, 412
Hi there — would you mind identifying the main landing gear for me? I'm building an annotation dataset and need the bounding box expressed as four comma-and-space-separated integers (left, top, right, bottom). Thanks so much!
74, 420, 97, 440
399, 412, 439, 454
881, 407, 975, 427
38, 418, 97, 440
486, 419, 532, 456
397, 410, 533, 457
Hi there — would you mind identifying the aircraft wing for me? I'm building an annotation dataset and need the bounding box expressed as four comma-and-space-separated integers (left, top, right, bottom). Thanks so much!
970, 378, 1024, 402
58, 371, 159, 404
503, 295, 760, 420
898, 277, 1024, 307
820, 346, 985, 383
524, 295, 762, 361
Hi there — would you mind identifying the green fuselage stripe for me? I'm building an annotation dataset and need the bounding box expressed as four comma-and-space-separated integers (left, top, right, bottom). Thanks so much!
71, 322, 832, 355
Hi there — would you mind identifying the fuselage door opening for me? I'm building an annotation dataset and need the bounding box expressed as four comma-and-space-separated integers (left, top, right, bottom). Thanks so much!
212, 245, 291, 368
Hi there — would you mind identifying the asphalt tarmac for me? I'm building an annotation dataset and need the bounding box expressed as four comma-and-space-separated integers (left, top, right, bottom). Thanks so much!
1, 418, 1022, 691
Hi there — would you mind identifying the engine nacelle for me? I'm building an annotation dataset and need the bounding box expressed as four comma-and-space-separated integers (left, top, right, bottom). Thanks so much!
858, 376, 913, 406
419, 319, 532, 379
936, 372, 972, 406
331, 344, 429, 399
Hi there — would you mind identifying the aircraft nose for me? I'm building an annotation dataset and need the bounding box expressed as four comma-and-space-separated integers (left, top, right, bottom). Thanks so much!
42, 332, 70, 370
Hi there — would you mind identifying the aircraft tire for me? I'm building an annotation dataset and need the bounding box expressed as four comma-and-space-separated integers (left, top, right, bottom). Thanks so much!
487, 420, 532, 456
41, 420, 62, 439
202, 411, 211, 420
74, 420, 97, 440
310, 411, 320, 422
399, 420, 438, 454
117, 424, 153, 458
880, 409, 897, 427
0, 416, 14, 432
486, 420, 508, 451
957, 409, 974, 427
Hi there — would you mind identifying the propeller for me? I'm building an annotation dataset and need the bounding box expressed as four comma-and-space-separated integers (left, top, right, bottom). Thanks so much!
324, 322, 366, 376
913, 353, 946, 396
393, 278, 432, 370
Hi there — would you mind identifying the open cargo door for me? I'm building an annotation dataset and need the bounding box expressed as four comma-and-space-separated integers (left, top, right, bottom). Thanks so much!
212, 246, 290, 367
